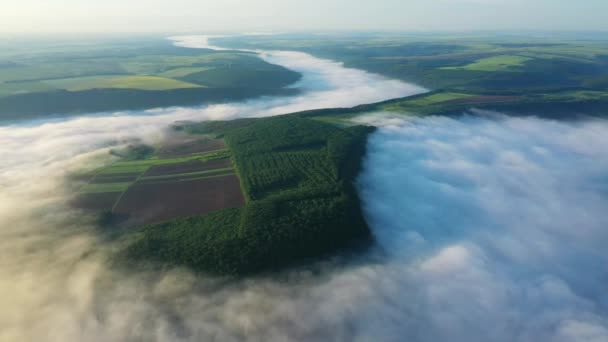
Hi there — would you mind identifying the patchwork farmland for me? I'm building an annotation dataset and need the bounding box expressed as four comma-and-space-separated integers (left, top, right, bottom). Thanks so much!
75, 138, 245, 225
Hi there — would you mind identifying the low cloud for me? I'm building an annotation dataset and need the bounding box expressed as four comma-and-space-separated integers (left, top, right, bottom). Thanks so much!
357, 113, 608, 342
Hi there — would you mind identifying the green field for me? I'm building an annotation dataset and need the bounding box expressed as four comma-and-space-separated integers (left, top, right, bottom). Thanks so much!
80, 148, 233, 194
158, 67, 213, 78
139, 171, 237, 185
44, 75, 203, 91
138, 167, 234, 181
0, 63, 124, 83
441, 55, 533, 71
391, 92, 472, 106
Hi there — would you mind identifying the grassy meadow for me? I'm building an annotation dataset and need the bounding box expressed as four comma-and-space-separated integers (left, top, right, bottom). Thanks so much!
440, 55, 533, 71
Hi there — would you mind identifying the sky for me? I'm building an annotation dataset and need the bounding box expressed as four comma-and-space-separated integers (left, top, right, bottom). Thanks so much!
2, 0, 608, 34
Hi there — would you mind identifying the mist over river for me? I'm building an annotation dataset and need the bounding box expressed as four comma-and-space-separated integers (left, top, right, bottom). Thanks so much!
0, 36, 607, 342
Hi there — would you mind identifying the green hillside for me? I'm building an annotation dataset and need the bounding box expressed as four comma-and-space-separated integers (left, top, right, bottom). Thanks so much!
0, 38, 301, 120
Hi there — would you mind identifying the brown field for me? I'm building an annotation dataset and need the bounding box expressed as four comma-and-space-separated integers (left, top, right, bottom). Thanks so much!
157, 138, 226, 158
143, 159, 232, 177
73, 132, 245, 225
443, 95, 521, 105
73, 192, 121, 211
112, 175, 245, 225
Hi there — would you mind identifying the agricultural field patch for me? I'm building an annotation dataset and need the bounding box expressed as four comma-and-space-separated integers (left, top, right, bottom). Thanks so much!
81, 182, 132, 194
401, 92, 473, 105
440, 95, 521, 105
158, 67, 213, 78
43, 75, 203, 91
90, 174, 139, 184
74, 136, 242, 225
143, 159, 232, 177
440, 55, 533, 72
113, 175, 245, 225
139, 167, 234, 182
137, 170, 236, 185
379, 92, 476, 113
96, 164, 152, 175
0, 62, 125, 83
156, 138, 226, 157
542, 90, 608, 101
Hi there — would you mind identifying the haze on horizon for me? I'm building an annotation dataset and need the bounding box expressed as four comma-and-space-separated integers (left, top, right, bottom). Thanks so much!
2, 0, 608, 34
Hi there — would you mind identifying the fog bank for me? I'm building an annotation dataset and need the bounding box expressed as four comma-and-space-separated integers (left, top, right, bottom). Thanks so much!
357, 113, 608, 342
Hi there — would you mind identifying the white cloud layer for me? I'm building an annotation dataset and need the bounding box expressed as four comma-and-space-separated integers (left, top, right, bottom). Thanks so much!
357, 113, 608, 342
